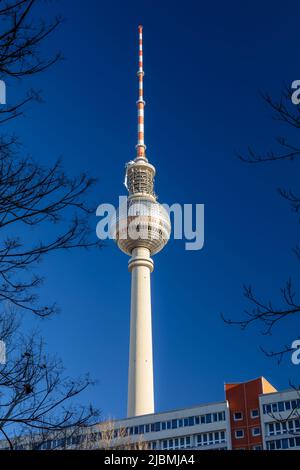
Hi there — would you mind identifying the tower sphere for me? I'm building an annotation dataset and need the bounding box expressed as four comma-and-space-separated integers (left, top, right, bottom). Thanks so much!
113, 197, 171, 256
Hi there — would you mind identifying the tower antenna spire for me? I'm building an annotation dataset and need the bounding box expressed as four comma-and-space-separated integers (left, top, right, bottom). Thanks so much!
136, 25, 146, 161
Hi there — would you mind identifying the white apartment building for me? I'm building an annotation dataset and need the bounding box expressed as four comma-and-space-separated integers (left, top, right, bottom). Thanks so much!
1, 377, 299, 451
259, 389, 300, 450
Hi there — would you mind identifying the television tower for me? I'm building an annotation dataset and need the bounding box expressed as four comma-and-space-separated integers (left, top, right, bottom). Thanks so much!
113, 26, 171, 417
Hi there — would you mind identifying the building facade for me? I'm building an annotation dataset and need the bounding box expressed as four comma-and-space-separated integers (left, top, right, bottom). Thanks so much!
99, 400, 230, 451
225, 377, 277, 450
260, 389, 300, 450
97, 376, 299, 451
2, 376, 299, 450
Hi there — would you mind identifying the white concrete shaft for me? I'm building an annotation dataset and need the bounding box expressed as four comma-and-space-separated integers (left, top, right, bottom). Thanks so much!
127, 246, 154, 417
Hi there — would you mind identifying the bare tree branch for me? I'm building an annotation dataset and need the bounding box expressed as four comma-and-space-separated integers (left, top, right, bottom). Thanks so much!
0, 311, 99, 449
224, 83, 300, 361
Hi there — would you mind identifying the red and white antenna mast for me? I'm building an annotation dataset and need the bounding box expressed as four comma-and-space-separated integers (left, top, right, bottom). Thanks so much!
136, 25, 146, 161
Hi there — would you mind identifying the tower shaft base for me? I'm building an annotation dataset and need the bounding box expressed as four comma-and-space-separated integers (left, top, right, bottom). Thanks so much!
127, 246, 154, 417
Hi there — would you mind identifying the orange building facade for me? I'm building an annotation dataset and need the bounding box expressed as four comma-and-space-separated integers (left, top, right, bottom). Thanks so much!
225, 377, 277, 450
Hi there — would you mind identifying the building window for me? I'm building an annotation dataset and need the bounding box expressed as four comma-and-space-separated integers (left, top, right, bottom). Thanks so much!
267, 441, 275, 450
282, 438, 289, 449
281, 422, 287, 434
205, 414, 212, 424
252, 445, 262, 450
188, 416, 194, 426
233, 412, 243, 421
271, 403, 278, 413
71, 436, 80, 445
154, 422, 161, 432
171, 419, 177, 429
195, 416, 200, 425
278, 402, 284, 412
251, 427, 261, 436
288, 420, 294, 432
291, 400, 297, 410
235, 429, 244, 439
264, 404, 271, 414
289, 438, 295, 448
251, 409, 259, 418
178, 419, 183, 428
268, 423, 274, 436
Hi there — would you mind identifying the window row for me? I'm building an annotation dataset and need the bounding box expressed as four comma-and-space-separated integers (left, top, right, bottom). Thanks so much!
234, 427, 260, 439
161, 436, 192, 450
196, 431, 226, 446
120, 411, 226, 437
233, 409, 259, 421
160, 431, 226, 450
266, 419, 300, 436
38, 436, 80, 450
266, 437, 300, 450
263, 399, 300, 415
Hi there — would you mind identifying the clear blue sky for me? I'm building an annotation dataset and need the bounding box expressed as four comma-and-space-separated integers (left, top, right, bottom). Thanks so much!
6, 0, 300, 420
